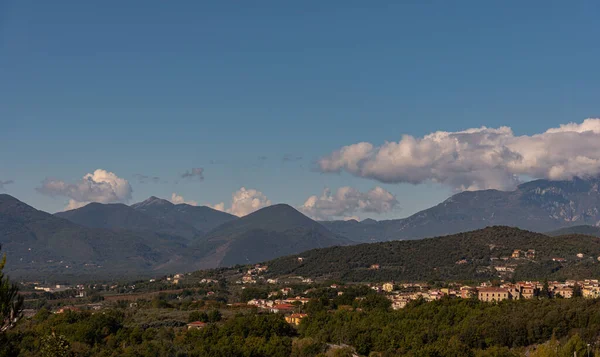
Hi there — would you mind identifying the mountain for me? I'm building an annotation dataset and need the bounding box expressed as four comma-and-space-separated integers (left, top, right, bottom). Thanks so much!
0, 194, 190, 280
265, 226, 600, 282
131, 196, 237, 235
55, 202, 198, 239
323, 176, 600, 242
547, 225, 600, 237
194, 204, 349, 268
0, 195, 348, 279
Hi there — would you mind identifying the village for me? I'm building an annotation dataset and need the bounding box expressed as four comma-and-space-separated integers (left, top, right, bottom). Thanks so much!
19, 253, 600, 331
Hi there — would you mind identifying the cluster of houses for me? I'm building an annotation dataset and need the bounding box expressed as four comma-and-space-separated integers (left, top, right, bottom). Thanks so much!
238, 264, 270, 284
237, 264, 314, 285
32, 283, 86, 297
381, 279, 600, 308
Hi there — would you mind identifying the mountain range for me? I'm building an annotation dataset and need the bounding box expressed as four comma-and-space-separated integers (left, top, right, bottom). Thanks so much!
0, 194, 344, 279
323, 177, 600, 242
2, 176, 600, 280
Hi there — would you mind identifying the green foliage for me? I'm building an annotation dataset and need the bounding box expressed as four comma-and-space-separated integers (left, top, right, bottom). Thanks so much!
291, 337, 327, 357
40, 332, 71, 357
299, 298, 600, 356
0, 246, 23, 333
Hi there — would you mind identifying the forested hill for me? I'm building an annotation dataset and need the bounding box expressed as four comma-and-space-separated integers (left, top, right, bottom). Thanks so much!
265, 226, 600, 282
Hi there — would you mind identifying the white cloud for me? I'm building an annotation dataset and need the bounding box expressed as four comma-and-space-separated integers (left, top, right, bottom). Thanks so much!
318, 118, 600, 191
170, 193, 198, 206
299, 186, 399, 220
210, 187, 272, 217
37, 169, 133, 210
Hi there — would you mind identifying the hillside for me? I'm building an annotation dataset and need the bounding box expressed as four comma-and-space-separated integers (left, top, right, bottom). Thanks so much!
265, 226, 600, 282
195, 204, 349, 268
547, 225, 600, 237
55, 202, 199, 239
131, 196, 237, 235
0, 194, 191, 280
323, 176, 600, 242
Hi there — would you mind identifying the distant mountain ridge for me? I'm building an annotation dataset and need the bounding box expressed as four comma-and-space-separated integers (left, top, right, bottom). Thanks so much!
323, 176, 600, 242
547, 225, 600, 237
194, 204, 350, 268
0, 195, 348, 279
131, 196, 237, 236
0, 194, 189, 280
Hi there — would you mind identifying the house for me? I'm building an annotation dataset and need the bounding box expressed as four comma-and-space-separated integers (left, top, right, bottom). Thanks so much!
271, 304, 295, 313
517, 283, 536, 299
511, 250, 521, 258
577, 253, 584, 259
555, 287, 574, 298
187, 321, 207, 330
478, 287, 511, 302
285, 313, 308, 326
552, 257, 566, 262
284, 297, 310, 305
280, 287, 293, 295
267, 278, 278, 284
455, 259, 468, 265
389, 296, 411, 310
382, 282, 394, 293
297, 257, 304, 262
526, 249, 536, 259
460, 286, 476, 299
369, 264, 380, 270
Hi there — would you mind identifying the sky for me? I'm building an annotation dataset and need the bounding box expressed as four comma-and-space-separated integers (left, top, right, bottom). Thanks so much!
1, 1, 600, 220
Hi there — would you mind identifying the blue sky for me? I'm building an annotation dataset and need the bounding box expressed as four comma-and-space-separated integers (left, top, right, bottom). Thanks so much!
1, 1, 600, 219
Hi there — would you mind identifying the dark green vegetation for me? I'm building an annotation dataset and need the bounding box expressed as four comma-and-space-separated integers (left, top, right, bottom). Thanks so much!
267, 226, 600, 282
3, 308, 297, 357
0, 245, 23, 334
299, 297, 600, 356
323, 176, 600, 242
548, 225, 600, 237
5, 295, 600, 356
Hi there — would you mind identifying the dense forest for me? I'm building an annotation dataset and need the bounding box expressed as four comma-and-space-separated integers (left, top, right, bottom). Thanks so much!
3, 297, 600, 356
266, 226, 600, 282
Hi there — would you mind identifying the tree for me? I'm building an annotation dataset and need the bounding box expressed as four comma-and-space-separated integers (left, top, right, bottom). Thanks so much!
207, 309, 222, 322
40, 332, 71, 357
540, 279, 551, 299
0, 246, 23, 333
573, 283, 583, 298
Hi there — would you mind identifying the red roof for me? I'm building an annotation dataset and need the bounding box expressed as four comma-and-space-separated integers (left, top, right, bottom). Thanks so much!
187, 321, 207, 326
273, 304, 295, 310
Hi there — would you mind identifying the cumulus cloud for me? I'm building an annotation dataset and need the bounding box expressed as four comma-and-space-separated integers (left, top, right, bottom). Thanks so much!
37, 169, 133, 210
0, 180, 14, 191
181, 168, 204, 180
170, 193, 197, 206
299, 186, 399, 220
210, 187, 272, 217
318, 118, 600, 191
